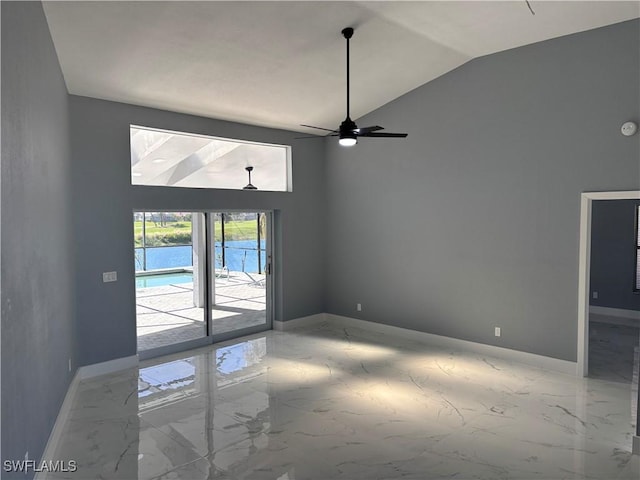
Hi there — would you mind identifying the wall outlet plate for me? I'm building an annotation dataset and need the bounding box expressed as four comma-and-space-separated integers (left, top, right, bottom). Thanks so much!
494, 327, 501, 337
102, 271, 117, 283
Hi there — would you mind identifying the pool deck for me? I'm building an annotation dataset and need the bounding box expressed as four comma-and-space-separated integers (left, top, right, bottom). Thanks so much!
136, 270, 266, 351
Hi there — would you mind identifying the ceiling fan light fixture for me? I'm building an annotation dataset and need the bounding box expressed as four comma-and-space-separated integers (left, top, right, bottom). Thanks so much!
338, 116, 358, 147
339, 135, 357, 147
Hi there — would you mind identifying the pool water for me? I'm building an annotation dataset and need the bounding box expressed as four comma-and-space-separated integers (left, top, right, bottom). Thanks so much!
135, 272, 193, 289
135, 241, 266, 273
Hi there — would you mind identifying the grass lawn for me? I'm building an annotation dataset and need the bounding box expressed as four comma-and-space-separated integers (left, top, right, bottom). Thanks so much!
134, 219, 261, 246
133, 221, 191, 237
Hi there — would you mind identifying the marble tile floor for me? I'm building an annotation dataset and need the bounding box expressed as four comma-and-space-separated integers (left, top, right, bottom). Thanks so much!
588, 315, 640, 429
588, 316, 640, 384
137, 274, 267, 351
46, 323, 640, 480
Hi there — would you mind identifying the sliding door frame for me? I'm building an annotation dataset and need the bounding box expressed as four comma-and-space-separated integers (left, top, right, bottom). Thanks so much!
134, 209, 274, 360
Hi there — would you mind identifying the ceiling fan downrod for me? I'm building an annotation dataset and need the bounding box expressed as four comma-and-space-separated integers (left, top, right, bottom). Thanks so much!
339, 27, 357, 146
342, 27, 353, 120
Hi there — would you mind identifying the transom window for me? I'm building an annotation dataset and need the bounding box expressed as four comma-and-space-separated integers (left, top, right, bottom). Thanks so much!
130, 126, 291, 192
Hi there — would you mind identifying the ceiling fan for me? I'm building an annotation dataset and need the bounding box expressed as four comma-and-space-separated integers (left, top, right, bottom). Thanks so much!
300, 27, 408, 147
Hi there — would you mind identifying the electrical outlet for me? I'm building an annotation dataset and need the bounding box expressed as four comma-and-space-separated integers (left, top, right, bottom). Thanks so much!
102, 271, 117, 283
68, 358, 72, 372
592, 291, 598, 299
357, 303, 362, 312
494, 327, 501, 337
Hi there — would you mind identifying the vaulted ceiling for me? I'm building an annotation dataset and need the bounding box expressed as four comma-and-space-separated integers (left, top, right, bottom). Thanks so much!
43, 1, 640, 134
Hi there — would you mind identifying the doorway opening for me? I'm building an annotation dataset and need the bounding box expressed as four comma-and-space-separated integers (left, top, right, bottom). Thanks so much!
577, 191, 640, 453
134, 210, 272, 357
587, 199, 640, 383
578, 191, 640, 376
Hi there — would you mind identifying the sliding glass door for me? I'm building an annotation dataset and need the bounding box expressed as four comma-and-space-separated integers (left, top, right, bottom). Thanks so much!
134, 212, 207, 354
134, 210, 272, 357
210, 212, 271, 340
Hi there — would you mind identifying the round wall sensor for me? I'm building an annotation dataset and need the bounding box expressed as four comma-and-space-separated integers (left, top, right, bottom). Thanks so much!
621, 121, 638, 136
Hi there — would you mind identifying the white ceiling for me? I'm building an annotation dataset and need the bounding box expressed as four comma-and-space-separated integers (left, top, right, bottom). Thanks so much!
43, 1, 640, 135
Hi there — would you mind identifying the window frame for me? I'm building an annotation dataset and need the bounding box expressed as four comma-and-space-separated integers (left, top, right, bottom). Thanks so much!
634, 204, 640, 292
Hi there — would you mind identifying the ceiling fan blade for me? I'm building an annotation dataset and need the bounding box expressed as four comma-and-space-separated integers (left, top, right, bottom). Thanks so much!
300, 124, 338, 133
359, 132, 408, 138
355, 125, 384, 134
295, 133, 340, 140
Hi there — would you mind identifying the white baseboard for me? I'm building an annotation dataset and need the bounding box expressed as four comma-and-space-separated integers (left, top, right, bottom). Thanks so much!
77, 355, 139, 380
35, 371, 81, 479
321, 314, 577, 376
273, 313, 328, 331
589, 306, 640, 320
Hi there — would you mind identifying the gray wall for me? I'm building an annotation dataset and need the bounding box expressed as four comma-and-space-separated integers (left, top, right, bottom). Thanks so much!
69, 96, 326, 366
325, 19, 640, 362
1, 1, 76, 475
590, 199, 640, 311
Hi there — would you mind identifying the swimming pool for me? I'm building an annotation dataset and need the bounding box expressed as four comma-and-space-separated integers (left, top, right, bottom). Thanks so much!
135, 272, 193, 289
